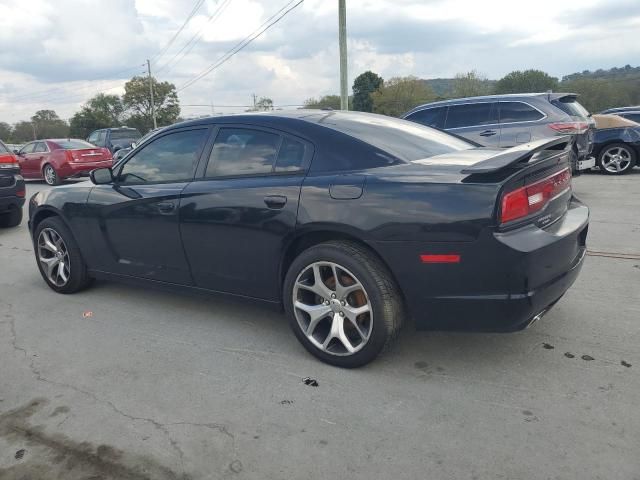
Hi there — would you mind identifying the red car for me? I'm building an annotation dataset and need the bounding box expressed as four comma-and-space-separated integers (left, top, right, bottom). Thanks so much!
15, 139, 112, 185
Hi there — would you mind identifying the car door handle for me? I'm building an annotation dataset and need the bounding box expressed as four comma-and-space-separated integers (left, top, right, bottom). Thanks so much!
156, 201, 176, 213
479, 130, 497, 137
264, 195, 287, 209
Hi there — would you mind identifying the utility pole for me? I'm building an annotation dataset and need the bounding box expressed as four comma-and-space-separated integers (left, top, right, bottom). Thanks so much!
146, 59, 157, 129
252, 93, 257, 111
338, 0, 348, 110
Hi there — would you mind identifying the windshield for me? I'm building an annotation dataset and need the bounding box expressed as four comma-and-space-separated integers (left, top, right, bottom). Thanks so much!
313, 111, 473, 162
553, 97, 590, 118
53, 139, 96, 150
111, 129, 141, 140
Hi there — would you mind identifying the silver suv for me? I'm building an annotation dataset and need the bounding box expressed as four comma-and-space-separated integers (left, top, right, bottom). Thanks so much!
403, 93, 596, 170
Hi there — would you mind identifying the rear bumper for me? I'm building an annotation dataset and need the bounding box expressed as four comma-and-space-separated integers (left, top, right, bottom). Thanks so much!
58, 159, 113, 178
375, 197, 589, 332
0, 174, 25, 212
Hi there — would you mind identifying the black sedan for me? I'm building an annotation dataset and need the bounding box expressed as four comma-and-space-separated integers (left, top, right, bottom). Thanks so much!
592, 114, 640, 174
28, 111, 588, 367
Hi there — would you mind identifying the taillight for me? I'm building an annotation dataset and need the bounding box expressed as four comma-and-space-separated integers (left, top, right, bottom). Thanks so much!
0, 155, 19, 169
548, 122, 589, 135
16, 186, 26, 197
500, 168, 572, 223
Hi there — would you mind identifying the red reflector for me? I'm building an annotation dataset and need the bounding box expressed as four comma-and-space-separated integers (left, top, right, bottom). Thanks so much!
16, 189, 26, 198
500, 167, 571, 223
420, 254, 461, 264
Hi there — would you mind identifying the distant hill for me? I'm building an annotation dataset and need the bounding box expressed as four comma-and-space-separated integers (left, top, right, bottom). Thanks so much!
562, 65, 640, 82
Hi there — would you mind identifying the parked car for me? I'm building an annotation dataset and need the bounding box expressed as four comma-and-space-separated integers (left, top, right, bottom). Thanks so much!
15, 139, 113, 185
608, 111, 640, 124
0, 139, 25, 227
601, 106, 640, 115
87, 127, 142, 154
591, 114, 640, 174
111, 127, 164, 162
403, 93, 596, 172
28, 111, 588, 367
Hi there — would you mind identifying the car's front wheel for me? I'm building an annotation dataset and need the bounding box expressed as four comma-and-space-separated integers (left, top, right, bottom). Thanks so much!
34, 217, 92, 293
43, 164, 62, 185
597, 143, 636, 175
284, 241, 403, 368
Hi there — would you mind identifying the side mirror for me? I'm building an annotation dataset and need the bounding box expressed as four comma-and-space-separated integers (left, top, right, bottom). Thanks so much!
90, 168, 113, 185
13, 149, 20, 155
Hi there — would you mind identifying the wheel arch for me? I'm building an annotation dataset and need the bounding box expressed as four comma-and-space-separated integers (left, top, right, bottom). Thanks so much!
31, 207, 71, 239
279, 227, 404, 304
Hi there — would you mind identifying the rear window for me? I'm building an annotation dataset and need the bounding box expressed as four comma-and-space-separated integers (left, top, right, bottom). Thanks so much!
552, 97, 590, 119
317, 112, 472, 163
53, 140, 95, 150
499, 102, 545, 123
0, 141, 8, 154
111, 129, 142, 140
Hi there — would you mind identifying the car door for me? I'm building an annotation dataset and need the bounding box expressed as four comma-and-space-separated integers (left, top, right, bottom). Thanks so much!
16, 142, 38, 177
33, 141, 50, 174
444, 102, 500, 146
84, 126, 211, 284
180, 125, 312, 301
498, 101, 546, 148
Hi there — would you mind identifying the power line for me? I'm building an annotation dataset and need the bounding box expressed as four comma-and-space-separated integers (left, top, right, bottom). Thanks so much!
177, 0, 305, 93
155, 0, 232, 76
150, 0, 206, 65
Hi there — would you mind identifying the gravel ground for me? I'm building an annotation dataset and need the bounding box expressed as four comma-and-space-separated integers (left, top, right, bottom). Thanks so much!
1, 172, 638, 480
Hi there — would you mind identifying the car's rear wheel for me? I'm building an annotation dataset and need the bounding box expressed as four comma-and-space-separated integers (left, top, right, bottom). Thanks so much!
284, 241, 403, 368
597, 143, 636, 175
34, 217, 92, 293
43, 164, 62, 185
0, 206, 23, 228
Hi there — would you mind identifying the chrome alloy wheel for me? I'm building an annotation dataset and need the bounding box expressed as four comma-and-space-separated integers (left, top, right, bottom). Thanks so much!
37, 228, 70, 287
292, 262, 373, 356
601, 146, 632, 173
44, 165, 57, 185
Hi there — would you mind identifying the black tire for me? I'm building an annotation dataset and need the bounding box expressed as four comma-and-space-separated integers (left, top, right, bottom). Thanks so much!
34, 217, 93, 294
43, 164, 62, 185
597, 143, 636, 175
283, 241, 403, 368
0, 206, 23, 228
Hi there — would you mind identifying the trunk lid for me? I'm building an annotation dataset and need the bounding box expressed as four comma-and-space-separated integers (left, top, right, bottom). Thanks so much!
68, 147, 112, 162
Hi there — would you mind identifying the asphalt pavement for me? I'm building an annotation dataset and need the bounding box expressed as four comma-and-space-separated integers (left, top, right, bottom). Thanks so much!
1, 172, 638, 479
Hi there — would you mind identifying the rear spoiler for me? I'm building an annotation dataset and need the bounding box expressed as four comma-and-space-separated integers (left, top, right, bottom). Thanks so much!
461, 136, 572, 174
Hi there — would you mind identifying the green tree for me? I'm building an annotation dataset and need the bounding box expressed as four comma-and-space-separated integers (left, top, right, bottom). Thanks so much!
11, 121, 37, 143
352, 71, 383, 112
0, 122, 12, 142
31, 110, 69, 138
452, 70, 493, 98
123, 76, 180, 134
495, 69, 559, 94
304, 95, 350, 110
560, 78, 633, 113
247, 97, 274, 112
371, 76, 436, 117
69, 94, 125, 138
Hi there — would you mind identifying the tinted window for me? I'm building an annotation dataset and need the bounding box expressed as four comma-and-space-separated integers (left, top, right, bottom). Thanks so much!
445, 103, 496, 129
206, 128, 280, 177
34, 142, 47, 153
499, 102, 545, 123
111, 129, 141, 140
20, 143, 36, 154
311, 112, 472, 165
275, 137, 306, 172
621, 113, 640, 123
551, 98, 590, 118
406, 107, 447, 128
118, 129, 208, 184
53, 140, 94, 150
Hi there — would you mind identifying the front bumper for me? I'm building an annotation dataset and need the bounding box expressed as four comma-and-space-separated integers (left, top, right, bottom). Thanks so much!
375, 197, 589, 332
58, 159, 113, 178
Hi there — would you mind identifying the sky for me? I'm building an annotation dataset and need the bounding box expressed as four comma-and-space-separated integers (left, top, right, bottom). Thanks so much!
0, 0, 639, 123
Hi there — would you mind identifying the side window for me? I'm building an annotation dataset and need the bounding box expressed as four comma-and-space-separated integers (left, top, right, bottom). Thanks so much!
445, 103, 496, 129
499, 102, 544, 123
34, 142, 47, 153
623, 113, 640, 123
95, 131, 107, 146
206, 128, 280, 177
88, 132, 98, 144
406, 107, 447, 129
275, 137, 306, 172
118, 129, 208, 184
20, 143, 36, 154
